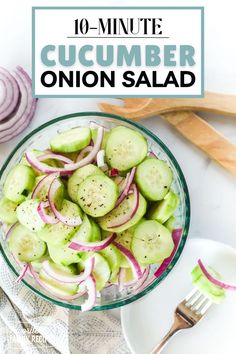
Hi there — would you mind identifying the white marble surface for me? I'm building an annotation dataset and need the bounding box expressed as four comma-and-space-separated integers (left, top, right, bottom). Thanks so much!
0, 0, 236, 320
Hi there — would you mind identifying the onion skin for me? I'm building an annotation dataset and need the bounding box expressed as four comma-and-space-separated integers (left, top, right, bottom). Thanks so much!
198, 259, 236, 291
0, 67, 19, 121
69, 233, 116, 252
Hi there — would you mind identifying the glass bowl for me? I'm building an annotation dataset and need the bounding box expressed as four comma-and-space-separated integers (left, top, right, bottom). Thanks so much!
0, 112, 190, 311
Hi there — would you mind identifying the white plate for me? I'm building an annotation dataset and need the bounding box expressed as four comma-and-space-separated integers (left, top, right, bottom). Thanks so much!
121, 238, 236, 354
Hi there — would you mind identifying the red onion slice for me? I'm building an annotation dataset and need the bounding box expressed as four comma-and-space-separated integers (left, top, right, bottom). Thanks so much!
113, 241, 142, 279
132, 266, 151, 292
76, 146, 93, 162
118, 268, 126, 292
48, 178, 82, 226
154, 228, 182, 278
32, 173, 59, 199
38, 153, 73, 164
29, 264, 86, 301
25, 151, 71, 175
16, 263, 29, 283
0, 67, 37, 143
4, 222, 18, 240
0, 67, 19, 121
69, 233, 116, 252
198, 259, 236, 291
42, 257, 95, 284
80, 275, 96, 311
148, 151, 158, 158
37, 201, 59, 224
108, 184, 139, 228
64, 127, 104, 171
115, 168, 136, 207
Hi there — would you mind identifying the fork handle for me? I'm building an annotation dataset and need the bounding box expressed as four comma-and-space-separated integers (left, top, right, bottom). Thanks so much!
150, 315, 190, 354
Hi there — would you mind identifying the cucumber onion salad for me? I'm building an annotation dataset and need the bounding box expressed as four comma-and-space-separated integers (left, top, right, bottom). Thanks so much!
0, 66, 37, 143
0, 123, 182, 311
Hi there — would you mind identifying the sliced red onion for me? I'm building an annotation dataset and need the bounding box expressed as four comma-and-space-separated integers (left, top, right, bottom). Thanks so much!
38, 153, 73, 164
64, 127, 104, 171
132, 266, 151, 292
0, 67, 19, 121
80, 275, 96, 311
69, 233, 116, 252
29, 264, 86, 301
42, 257, 95, 284
113, 241, 142, 279
154, 228, 182, 278
5, 222, 18, 240
37, 201, 59, 224
115, 168, 136, 207
16, 263, 29, 283
32, 173, 59, 199
25, 152, 71, 175
48, 178, 82, 226
89, 120, 109, 131
108, 184, 139, 228
76, 146, 93, 162
198, 259, 236, 291
109, 168, 119, 177
96, 149, 108, 171
118, 268, 126, 292
0, 67, 37, 143
148, 151, 158, 158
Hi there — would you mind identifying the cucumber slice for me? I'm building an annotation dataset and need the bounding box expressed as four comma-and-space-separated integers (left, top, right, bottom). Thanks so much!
116, 226, 136, 250
47, 242, 81, 266
3, 164, 35, 203
100, 244, 122, 282
105, 126, 148, 171
164, 216, 176, 232
78, 175, 118, 217
91, 128, 110, 149
98, 193, 147, 233
16, 199, 45, 232
90, 219, 101, 242
8, 224, 46, 262
0, 197, 18, 224
50, 127, 91, 153
39, 268, 78, 296
191, 265, 225, 303
149, 191, 179, 224
86, 253, 111, 291
131, 220, 174, 264
135, 159, 173, 201
68, 164, 104, 203
38, 200, 82, 245
71, 215, 92, 243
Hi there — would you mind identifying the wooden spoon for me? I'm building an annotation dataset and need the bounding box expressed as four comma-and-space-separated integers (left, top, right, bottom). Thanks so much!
99, 97, 236, 177
98, 92, 236, 120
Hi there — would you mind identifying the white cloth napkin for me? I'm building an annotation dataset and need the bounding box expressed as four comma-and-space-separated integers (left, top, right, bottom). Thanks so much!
0, 256, 129, 354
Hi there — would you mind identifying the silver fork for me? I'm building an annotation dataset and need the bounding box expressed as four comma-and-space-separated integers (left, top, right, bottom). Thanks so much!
150, 288, 213, 354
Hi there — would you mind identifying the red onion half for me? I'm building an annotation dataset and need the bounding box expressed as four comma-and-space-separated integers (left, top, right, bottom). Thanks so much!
0, 67, 37, 143
0, 67, 19, 121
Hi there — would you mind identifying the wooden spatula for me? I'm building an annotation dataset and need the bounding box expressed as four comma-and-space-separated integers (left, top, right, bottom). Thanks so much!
98, 96, 236, 177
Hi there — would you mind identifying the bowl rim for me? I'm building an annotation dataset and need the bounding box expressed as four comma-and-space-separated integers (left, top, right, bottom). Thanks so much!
0, 111, 190, 311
